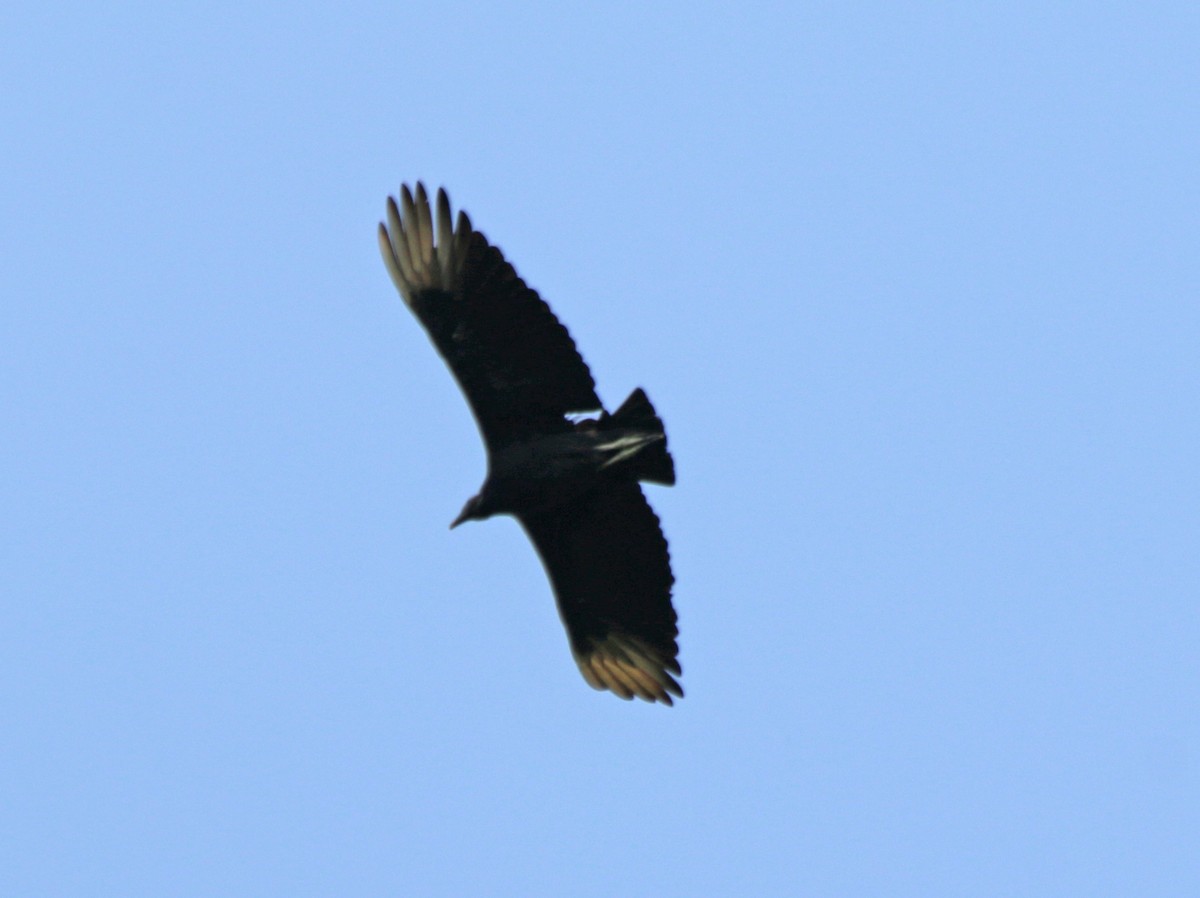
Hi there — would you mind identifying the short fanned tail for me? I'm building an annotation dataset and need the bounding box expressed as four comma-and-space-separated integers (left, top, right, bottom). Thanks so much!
605, 388, 675, 486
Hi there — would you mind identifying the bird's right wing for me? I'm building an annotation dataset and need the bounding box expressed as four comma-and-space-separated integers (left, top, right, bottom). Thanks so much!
519, 482, 682, 705
379, 184, 601, 448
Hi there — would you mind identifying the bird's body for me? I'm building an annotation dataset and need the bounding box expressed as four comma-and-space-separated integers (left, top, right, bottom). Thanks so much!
378, 184, 681, 704
457, 393, 675, 525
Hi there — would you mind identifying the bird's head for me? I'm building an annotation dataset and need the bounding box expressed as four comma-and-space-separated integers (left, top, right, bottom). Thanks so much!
450, 493, 487, 529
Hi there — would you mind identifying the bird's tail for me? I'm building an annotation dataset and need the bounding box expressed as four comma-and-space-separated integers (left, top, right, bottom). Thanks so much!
607, 388, 676, 486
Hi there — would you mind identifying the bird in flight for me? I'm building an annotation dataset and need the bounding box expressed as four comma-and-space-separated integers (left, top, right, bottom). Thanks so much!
378, 184, 682, 704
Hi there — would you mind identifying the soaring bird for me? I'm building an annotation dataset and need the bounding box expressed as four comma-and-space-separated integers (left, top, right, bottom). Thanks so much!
378, 184, 681, 704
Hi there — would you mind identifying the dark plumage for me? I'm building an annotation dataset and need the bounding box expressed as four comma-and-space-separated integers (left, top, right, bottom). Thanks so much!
378, 183, 681, 704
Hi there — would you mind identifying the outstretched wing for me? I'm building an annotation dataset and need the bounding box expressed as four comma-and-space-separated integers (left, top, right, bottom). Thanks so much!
519, 482, 682, 705
378, 184, 601, 448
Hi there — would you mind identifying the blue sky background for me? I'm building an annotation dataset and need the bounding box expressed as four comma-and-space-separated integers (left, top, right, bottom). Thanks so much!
3, 3, 1196, 895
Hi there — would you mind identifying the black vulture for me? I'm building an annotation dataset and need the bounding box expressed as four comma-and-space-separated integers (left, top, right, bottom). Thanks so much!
377, 184, 682, 705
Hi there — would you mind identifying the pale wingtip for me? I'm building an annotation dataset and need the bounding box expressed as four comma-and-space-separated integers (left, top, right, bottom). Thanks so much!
574, 636, 683, 706
379, 182, 468, 299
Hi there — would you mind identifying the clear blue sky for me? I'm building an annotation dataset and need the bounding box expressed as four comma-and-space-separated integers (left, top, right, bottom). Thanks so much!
3, 3, 1196, 895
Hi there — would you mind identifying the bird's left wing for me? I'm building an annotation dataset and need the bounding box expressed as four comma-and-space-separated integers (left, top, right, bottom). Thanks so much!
378, 184, 601, 448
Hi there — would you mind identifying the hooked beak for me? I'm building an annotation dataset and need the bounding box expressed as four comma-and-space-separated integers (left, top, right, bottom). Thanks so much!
450, 494, 481, 529
450, 502, 473, 529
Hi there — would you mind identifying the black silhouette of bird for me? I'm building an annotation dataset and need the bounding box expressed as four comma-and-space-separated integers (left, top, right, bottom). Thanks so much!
378, 183, 681, 704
